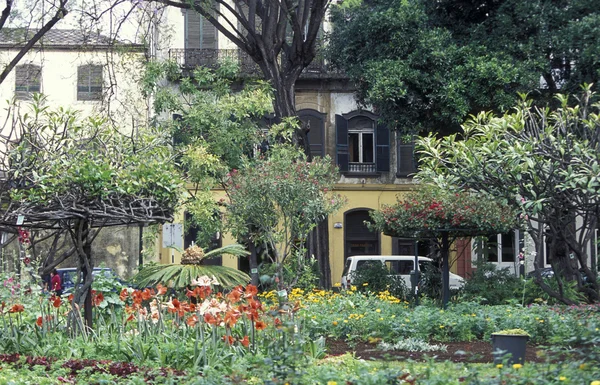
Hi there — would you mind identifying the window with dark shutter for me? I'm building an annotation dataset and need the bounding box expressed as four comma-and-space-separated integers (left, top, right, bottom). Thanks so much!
335, 114, 349, 172
77, 65, 103, 101
15, 64, 41, 100
185, 9, 218, 49
298, 109, 325, 158
396, 137, 416, 177
375, 122, 390, 172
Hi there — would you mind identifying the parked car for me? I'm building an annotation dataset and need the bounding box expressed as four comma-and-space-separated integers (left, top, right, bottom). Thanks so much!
341, 255, 465, 290
56, 267, 125, 294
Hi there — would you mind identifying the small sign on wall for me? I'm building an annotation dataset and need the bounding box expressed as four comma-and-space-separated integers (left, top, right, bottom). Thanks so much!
162, 223, 183, 250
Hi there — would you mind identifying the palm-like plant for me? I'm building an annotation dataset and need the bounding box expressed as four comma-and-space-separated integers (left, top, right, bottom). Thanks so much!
133, 244, 250, 289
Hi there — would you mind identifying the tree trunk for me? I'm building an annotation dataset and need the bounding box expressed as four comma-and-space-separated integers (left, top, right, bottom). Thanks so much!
248, 239, 259, 287
307, 219, 331, 288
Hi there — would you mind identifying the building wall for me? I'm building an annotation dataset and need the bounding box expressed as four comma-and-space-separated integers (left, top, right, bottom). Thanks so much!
0, 47, 148, 133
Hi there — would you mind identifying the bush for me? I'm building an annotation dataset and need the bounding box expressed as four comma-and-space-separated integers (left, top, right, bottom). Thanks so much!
349, 261, 408, 299
460, 260, 522, 305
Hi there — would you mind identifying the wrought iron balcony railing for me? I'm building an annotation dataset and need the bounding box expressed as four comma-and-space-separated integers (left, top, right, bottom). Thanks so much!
348, 162, 376, 174
168, 48, 340, 78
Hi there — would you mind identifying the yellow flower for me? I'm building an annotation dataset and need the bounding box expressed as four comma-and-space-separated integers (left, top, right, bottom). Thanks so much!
439, 325, 445, 329
375, 309, 381, 313
350, 285, 357, 291
579, 364, 587, 370
496, 364, 503, 369
333, 283, 341, 287
362, 282, 369, 286
590, 381, 600, 385
332, 321, 338, 326
512, 364, 523, 369
559, 376, 566, 381
343, 319, 348, 323
327, 382, 338, 385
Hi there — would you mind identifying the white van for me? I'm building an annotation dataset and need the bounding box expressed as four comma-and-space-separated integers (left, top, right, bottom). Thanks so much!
340, 255, 465, 290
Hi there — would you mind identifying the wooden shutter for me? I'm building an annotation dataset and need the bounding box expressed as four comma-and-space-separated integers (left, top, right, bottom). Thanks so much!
397, 138, 416, 177
15, 64, 41, 100
375, 122, 390, 172
186, 10, 202, 49
77, 65, 102, 101
299, 109, 325, 158
335, 114, 349, 172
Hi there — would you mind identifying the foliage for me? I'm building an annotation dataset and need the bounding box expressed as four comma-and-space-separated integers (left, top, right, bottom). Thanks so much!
460, 260, 523, 305
0, 285, 599, 383
369, 186, 519, 240
348, 261, 408, 300
327, 0, 600, 135
417, 89, 600, 303
225, 142, 345, 291
142, 60, 273, 248
132, 244, 250, 289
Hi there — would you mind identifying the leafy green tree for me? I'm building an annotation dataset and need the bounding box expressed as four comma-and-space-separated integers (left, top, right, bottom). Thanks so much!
369, 186, 518, 307
0, 96, 184, 327
225, 137, 345, 293
327, 0, 599, 134
417, 87, 600, 304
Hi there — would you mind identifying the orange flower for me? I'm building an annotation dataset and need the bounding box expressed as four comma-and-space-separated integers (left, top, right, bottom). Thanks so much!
227, 287, 243, 303
240, 335, 250, 348
126, 313, 135, 322
36, 316, 43, 327
52, 296, 62, 308
222, 335, 235, 345
245, 308, 259, 322
141, 288, 153, 301
204, 313, 218, 325
224, 309, 240, 328
244, 284, 258, 298
274, 318, 282, 328
156, 284, 167, 296
68, 294, 74, 302
9, 304, 24, 313
254, 320, 266, 330
248, 298, 262, 311
131, 290, 143, 305
119, 288, 129, 302
186, 314, 198, 327
93, 292, 104, 307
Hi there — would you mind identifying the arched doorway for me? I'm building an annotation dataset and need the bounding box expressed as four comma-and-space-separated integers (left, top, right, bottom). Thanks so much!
344, 209, 379, 261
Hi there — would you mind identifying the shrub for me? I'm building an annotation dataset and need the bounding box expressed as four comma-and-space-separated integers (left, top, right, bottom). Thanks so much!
460, 260, 521, 305
349, 261, 408, 299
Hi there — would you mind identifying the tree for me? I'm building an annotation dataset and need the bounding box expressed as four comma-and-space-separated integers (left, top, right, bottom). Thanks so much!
417, 87, 600, 304
0, 0, 69, 85
225, 140, 344, 293
369, 186, 518, 307
327, 0, 599, 134
151, 0, 329, 153
0, 96, 184, 327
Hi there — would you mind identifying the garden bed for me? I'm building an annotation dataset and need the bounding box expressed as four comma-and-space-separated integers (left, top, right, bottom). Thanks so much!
326, 339, 552, 363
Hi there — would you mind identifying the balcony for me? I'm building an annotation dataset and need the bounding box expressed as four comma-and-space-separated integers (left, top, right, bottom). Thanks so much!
168, 48, 341, 78
348, 162, 376, 174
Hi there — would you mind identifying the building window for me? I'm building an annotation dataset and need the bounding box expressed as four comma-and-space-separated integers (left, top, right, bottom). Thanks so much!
15, 64, 41, 100
77, 65, 103, 101
396, 137, 417, 177
344, 209, 379, 261
336, 112, 389, 174
474, 231, 523, 265
348, 116, 374, 169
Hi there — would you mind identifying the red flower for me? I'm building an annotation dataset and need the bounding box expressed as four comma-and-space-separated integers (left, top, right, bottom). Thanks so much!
186, 315, 198, 327
254, 320, 266, 330
244, 284, 258, 298
36, 316, 43, 327
9, 304, 24, 313
68, 294, 74, 302
93, 292, 104, 307
240, 335, 250, 348
204, 313, 218, 326
119, 288, 129, 302
156, 284, 167, 296
222, 335, 235, 345
224, 309, 240, 328
141, 288, 153, 301
52, 296, 61, 308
